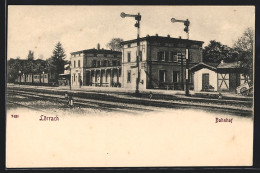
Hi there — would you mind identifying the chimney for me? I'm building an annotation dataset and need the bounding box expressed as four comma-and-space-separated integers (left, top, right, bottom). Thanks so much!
167, 34, 170, 38
146, 34, 150, 37
97, 43, 100, 50
179, 36, 182, 39
155, 33, 158, 37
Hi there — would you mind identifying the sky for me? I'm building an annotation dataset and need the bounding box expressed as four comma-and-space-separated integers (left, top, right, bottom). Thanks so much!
7, 5, 255, 61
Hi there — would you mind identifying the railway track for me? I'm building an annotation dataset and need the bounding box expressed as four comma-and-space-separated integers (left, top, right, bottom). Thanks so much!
7, 87, 253, 117
8, 85, 253, 107
6, 90, 158, 115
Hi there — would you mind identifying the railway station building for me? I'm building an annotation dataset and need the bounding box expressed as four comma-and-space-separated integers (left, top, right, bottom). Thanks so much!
121, 34, 204, 90
70, 44, 122, 87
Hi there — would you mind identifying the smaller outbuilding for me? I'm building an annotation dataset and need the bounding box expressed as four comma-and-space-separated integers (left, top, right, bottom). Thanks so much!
190, 61, 246, 92
58, 64, 71, 86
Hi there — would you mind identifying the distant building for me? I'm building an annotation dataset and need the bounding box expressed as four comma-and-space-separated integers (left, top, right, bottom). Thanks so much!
58, 64, 70, 86
121, 35, 204, 90
190, 61, 246, 92
70, 44, 122, 87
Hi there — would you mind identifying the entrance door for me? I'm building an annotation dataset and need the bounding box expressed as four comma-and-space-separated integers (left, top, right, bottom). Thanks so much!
159, 70, 166, 87
202, 73, 209, 91
229, 73, 240, 92
86, 71, 90, 86
159, 70, 166, 83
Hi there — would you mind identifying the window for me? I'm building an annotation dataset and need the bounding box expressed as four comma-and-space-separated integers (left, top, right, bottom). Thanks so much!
73, 74, 75, 82
127, 52, 131, 62
165, 51, 169, 62
92, 60, 97, 67
127, 70, 131, 83
157, 51, 166, 61
97, 60, 100, 67
170, 51, 178, 62
117, 60, 121, 66
103, 60, 107, 67
159, 70, 166, 83
157, 51, 163, 61
78, 60, 80, 67
74, 60, 76, 68
112, 60, 117, 66
173, 71, 180, 83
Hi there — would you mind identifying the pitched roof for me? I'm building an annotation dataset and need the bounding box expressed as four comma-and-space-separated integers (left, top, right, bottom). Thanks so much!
217, 61, 241, 69
189, 62, 219, 72
71, 48, 121, 55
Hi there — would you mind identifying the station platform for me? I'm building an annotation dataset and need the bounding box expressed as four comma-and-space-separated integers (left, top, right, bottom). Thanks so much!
7, 83, 253, 101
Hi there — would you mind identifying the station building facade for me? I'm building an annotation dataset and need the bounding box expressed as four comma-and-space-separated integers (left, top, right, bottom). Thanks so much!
121, 35, 204, 90
70, 45, 122, 87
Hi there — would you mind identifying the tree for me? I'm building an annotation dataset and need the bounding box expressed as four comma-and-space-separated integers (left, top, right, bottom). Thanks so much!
47, 42, 66, 82
203, 40, 235, 63
27, 50, 34, 60
7, 58, 21, 83
106, 38, 124, 51
233, 27, 254, 81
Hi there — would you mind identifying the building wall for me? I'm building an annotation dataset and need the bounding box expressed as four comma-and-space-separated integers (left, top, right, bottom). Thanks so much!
148, 63, 184, 88
40, 74, 49, 83
70, 50, 122, 87
146, 40, 202, 89
122, 41, 147, 89
193, 68, 217, 92
71, 68, 83, 86
122, 38, 203, 90
217, 73, 229, 91
122, 63, 146, 89
25, 74, 33, 83
70, 53, 84, 86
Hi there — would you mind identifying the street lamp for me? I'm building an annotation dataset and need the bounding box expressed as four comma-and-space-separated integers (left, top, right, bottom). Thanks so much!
121, 12, 141, 96
171, 18, 191, 96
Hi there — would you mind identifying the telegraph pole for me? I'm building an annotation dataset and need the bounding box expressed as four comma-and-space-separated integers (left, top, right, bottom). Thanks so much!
121, 12, 141, 96
171, 18, 190, 96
